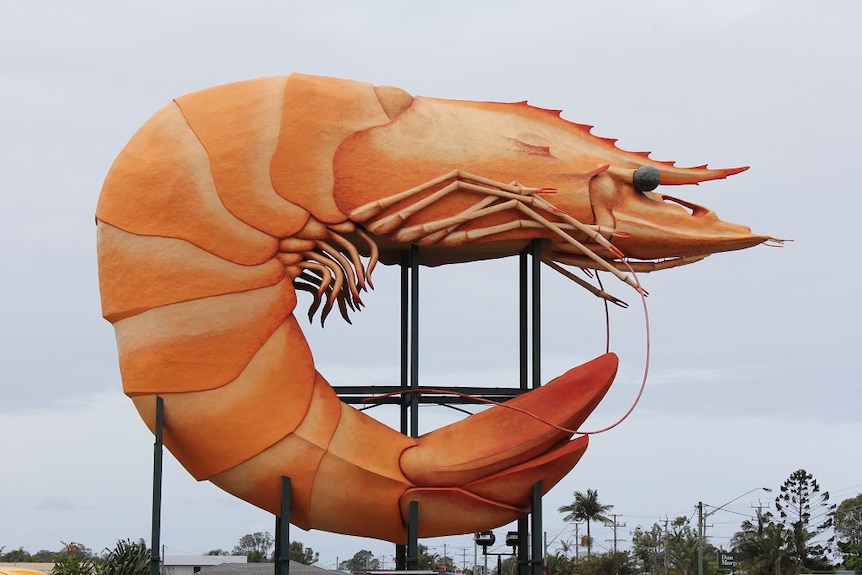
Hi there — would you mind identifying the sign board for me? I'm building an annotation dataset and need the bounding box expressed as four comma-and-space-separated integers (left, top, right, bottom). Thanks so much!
718, 552, 737, 568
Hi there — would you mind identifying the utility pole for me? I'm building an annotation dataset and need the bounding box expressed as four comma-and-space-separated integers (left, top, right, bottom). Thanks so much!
698, 488, 771, 575
752, 499, 771, 536
663, 518, 669, 575
574, 524, 580, 565
698, 502, 704, 575
610, 514, 626, 553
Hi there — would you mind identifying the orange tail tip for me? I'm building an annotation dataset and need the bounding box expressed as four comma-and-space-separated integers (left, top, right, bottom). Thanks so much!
401, 353, 617, 486
400, 436, 590, 539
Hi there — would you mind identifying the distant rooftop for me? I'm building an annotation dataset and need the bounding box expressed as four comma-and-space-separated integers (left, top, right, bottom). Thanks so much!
198, 561, 344, 575
164, 556, 248, 567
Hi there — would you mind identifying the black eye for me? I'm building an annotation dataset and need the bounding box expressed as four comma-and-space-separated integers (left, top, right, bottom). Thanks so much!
633, 165, 660, 192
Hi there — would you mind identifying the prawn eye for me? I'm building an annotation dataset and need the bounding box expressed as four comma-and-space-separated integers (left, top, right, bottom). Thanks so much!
633, 165, 660, 192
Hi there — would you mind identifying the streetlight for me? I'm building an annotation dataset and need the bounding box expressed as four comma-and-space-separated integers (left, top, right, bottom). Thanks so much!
698, 487, 772, 575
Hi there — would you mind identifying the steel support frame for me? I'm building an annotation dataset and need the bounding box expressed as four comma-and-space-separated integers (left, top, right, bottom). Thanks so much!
148, 242, 548, 575
362, 242, 545, 572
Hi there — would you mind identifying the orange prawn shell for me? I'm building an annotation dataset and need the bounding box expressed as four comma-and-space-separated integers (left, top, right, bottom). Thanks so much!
95, 74, 412, 490
331, 97, 603, 240
95, 73, 638, 543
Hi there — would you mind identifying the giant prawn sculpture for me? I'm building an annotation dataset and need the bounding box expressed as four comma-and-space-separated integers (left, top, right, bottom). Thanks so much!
96, 73, 777, 544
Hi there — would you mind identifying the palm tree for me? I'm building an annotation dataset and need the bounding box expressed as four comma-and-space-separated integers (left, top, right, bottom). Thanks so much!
558, 488, 614, 557
732, 514, 792, 575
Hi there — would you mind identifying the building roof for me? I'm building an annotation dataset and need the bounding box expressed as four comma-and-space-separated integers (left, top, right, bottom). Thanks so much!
198, 562, 343, 575
164, 556, 247, 567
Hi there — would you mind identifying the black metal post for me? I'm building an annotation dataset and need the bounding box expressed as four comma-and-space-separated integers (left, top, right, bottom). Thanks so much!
410, 244, 420, 438
519, 248, 528, 389
275, 477, 291, 575
150, 397, 164, 575
397, 246, 421, 568
407, 501, 419, 570
530, 239, 541, 389
531, 482, 543, 575
518, 518, 529, 575
396, 250, 410, 571
400, 249, 410, 437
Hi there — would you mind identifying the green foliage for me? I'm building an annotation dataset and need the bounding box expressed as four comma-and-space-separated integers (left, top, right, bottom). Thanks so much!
667, 516, 710, 575
53, 542, 96, 575
559, 489, 614, 557
33, 550, 60, 562
631, 523, 663, 575
3, 546, 32, 562
630, 517, 713, 575
570, 552, 634, 575
232, 532, 274, 563
288, 541, 318, 565
338, 550, 379, 573
545, 552, 576, 575
838, 541, 862, 574
732, 512, 793, 575
546, 550, 629, 575
99, 539, 149, 575
204, 549, 229, 556
415, 545, 435, 570
774, 469, 836, 573
0, 546, 57, 562
836, 494, 862, 546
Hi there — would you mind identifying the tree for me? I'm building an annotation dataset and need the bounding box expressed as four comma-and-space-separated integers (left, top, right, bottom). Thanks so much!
559, 489, 613, 557
53, 542, 96, 575
836, 494, 862, 545
571, 551, 635, 575
288, 541, 318, 565
838, 542, 862, 574
3, 547, 32, 562
732, 512, 792, 575
631, 523, 664, 575
496, 556, 517, 575
416, 544, 437, 570
100, 539, 149, 575
339, 550, 379, 573
665, 516, 707, 575
33, 550, 59, 562
836, 494, 862, 574
546, 552, 576, 575
204, 549, 229, 556
232, 532, 274, 563
774, 469, 835, 573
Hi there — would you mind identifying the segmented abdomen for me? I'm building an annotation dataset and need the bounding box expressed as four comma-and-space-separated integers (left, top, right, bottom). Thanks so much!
95, 74, 392, 480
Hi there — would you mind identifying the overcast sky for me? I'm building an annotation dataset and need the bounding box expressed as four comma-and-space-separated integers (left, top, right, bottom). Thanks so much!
2, 0, 861, 569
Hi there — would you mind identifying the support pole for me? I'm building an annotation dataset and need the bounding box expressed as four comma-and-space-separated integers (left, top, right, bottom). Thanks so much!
410, 244, 419, 438
519, 248, 528, 389
400, 249, 410, 438
397, 249, 411, 570
530, 239, 541, 389
150, 397, 164, 575
407, 501, 419, 570
397, 247, 421, 569
531, 482, 543, 575
698, 501, 704, 575
518, 517, 529, 575
275, 477, 291, 575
